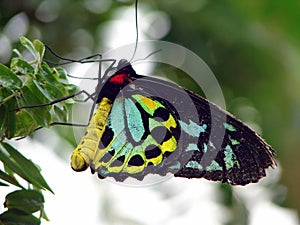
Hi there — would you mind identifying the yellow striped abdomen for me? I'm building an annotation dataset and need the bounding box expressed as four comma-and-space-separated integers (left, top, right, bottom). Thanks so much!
70, 97, 112, 172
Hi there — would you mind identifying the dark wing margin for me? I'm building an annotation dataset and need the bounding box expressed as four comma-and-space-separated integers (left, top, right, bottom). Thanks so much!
173, 89, 276, 185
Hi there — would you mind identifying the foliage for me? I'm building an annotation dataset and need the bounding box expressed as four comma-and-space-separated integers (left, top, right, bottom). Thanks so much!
0, 37, 78, 224
0, 36, 78, 140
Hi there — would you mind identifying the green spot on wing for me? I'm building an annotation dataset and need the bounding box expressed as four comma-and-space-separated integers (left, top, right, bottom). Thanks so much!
206, 160, 222, 171
224, 145, 240, 170
229, 136, 240, 145
186, 161, 203, 170
224, 123, 236, 132
149, 118, 162, 131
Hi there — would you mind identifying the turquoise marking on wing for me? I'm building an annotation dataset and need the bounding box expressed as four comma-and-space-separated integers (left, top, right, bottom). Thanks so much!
115, 142, 133, 159
179, 120, 207, 137
209, 141, 216, 149
186, 143, 199, 151
125, 98, 144, 142
224, 123, 236, 132
186, 161, 203, 170
203, 143, 208, 152
109, 98, 125, 133
107, 99, 131, 158
108, 131, 127, 152
101, 169, 110, 175
224, 145, 240, 170
206, 160, 222, 171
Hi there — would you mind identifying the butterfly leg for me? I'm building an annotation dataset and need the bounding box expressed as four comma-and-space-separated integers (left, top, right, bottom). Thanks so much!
12, 89, 94, 111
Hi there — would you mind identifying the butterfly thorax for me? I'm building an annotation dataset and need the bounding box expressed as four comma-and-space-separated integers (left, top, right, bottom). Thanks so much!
96, 61, 137, 103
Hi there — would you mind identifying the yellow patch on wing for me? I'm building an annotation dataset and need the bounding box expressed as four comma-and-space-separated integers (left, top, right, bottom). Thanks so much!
132, 95, 165, 116
163, 114, 177, 130
139, 96, 158, 111
160, 136, 177, 153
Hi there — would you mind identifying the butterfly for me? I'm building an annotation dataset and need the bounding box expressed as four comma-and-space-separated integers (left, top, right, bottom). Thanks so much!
70, 59, 276, 185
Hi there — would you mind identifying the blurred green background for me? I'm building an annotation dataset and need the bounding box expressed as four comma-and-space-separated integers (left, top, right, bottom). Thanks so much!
1, 0, 299, 224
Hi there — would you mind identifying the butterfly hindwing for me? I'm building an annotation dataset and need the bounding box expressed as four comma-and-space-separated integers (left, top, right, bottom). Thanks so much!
90, 92, 182, 181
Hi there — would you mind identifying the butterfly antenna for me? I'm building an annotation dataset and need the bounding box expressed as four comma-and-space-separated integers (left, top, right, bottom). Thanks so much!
132, 49, 162, 64
45, 45, 103, 65
129, 0, 139, 63
45, 45, 109, 80
45, 45, 79, 65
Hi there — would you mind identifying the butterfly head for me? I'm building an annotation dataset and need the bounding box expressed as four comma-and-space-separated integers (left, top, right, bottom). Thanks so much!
97, 59, 137, 102
114, 59, 136, 78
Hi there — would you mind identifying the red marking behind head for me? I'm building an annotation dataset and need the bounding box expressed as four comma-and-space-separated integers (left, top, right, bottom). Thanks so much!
109, 73, 132, 85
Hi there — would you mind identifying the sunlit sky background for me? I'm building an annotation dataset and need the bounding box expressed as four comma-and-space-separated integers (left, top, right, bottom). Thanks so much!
1, 2, 300, 225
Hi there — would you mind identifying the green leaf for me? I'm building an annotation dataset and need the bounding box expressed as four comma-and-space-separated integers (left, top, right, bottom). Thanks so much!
53, 104, 68, 122
24, 78, 50, 104
19, 36, 37, 61
0, 169, 23, 188
0, 100, 11, 140
65, 83, 79, 96
0, 142, 53, 193
0, 37, 80, 140
0, 64, 23, 91
4, 190, 44, 214
0, 87, 17, 139
33, 39, 45, 61
55, 67, 68, 81
12, 48, 23, 58
40, 208, 49, 221
10, 58, 35, 75
0, 209, 40, 225
40, 63, 76, 96
32, 79, 67, 102
19, 85, 51, 127
40, 62, 57, 83
0, 145, 31, 185
14, 109, 38, 137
